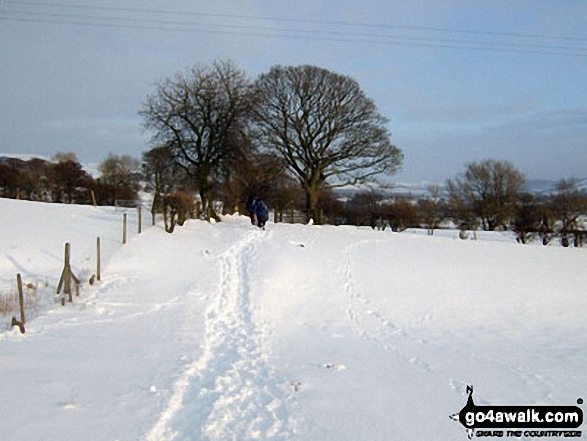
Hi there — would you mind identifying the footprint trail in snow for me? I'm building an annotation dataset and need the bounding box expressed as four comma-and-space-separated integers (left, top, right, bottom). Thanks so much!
146, 228, 292, 440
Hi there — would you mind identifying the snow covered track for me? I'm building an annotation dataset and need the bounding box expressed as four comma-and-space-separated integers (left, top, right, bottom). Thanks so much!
147, 227, 292, 440
0, 200, 585, 440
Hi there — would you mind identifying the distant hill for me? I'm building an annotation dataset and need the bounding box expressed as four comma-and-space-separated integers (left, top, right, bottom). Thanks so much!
334, 178, 587, 200
526, 178, 587, 196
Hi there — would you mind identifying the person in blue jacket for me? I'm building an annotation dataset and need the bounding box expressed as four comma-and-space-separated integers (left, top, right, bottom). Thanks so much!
252, 198, 269, 229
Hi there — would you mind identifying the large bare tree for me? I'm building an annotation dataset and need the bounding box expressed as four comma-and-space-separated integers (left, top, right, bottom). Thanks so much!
252, 65, 403, 221
140, 60, 251, 221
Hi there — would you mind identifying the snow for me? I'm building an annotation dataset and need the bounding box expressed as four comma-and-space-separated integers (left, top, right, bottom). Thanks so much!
0, 198, 585, 440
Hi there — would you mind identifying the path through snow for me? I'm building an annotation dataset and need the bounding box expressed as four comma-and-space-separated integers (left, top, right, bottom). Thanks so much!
147, 227, 293, 440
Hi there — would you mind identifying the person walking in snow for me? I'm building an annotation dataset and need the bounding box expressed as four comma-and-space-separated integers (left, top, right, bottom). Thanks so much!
252, 198, 269, 229
245, 194, 257, 225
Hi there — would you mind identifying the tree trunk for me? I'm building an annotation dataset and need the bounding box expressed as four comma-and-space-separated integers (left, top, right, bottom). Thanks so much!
151, 192, 161, 226
199, 187, 220, 222
304, 187, 319, 224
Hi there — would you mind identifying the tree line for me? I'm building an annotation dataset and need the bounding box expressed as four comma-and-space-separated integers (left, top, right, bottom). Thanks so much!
342, 159, 586, 248
1, 152, 585, 246
0, 153, 141, 206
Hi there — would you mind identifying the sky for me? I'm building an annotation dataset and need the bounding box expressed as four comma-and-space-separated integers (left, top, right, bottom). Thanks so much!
1, 0, 586, 184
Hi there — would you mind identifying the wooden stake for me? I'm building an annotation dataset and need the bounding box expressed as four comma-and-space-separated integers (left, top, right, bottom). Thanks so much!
123, 213, 127, 244
138, 206, 142, 234
57, 243, 70, 294
16, 273, 25, 324
97, 237, 101, 281
57, 243, 81, 305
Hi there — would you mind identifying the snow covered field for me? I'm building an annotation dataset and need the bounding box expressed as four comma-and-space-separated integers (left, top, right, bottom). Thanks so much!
0, 198, 585, 440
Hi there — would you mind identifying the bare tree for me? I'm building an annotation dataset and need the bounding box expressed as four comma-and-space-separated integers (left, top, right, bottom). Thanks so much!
418, 184, 446, 235
162, 191, 194, 233
142, 145, 185, 223
24, 157, 51, 200
447, 159, 525, 231
49, 157, 93, 203
98, 153, 141, 206
252, 65, 403, 222
140, 60, 251, 221
510, 193, 543, 244
344, 190, 384, 226
0, 158, 23, 198
221, 150, 300, 214
549, 179, 587, 246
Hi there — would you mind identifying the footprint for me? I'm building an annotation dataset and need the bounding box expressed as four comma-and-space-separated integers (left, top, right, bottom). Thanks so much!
323, 363, 347, 371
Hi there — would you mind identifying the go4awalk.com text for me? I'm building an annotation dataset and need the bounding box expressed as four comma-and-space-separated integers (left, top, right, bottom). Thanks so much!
451, 386, 584, 439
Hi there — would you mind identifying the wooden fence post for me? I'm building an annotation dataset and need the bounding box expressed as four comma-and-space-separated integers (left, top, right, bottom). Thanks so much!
11, 274, 26, 333
123, 213, 127, 244
17, 274, 25, 324
57, 243, 81, 305
97, 237, 101, 281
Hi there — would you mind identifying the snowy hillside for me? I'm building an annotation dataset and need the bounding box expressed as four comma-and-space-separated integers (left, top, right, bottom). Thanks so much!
0, 198, 585, 440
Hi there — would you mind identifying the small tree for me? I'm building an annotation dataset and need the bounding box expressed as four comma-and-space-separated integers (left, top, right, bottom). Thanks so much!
550, 179, 586, 232
549, 179, 587, 246
142, 145, 186, 223
98, 154, 141, 206
382, 199, 420, 232
418, 184, 446, 235
23, 157, 51, 201
49, 156, 93, 203
511, 193, 543, 244
224, 150, 304, 216
0, 160, 23, 198
344, 190, 384, 226
447, 159, 525, 231
162, 191, 194, 233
